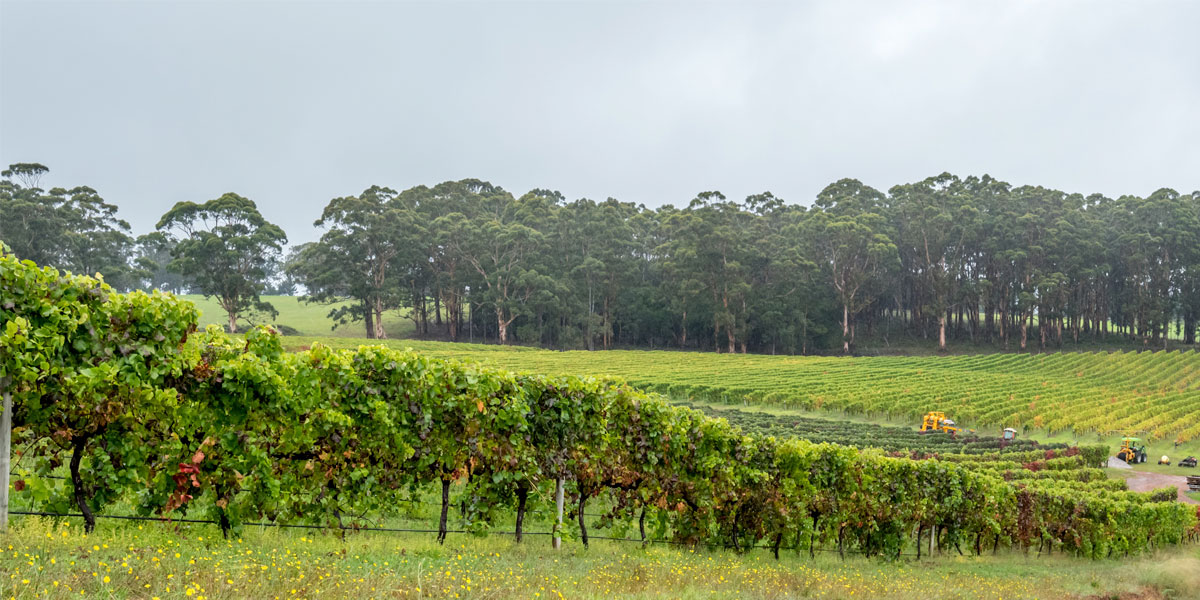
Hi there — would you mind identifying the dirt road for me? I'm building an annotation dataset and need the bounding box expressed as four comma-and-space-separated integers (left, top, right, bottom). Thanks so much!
1123, 470, 1199, 505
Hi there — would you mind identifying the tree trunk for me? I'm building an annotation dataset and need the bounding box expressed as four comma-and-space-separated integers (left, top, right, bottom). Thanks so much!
446, 293, 458, 341
218, 506, 232, 539
514, 484, 528, 543
364, 304, 375, 339
420, 293, 428, 336
680, 310, 687, 347
69, 436, 96, 533
372, 297, 387, 340
1039, 314, 1047, 350
603, 296, 611, 349
437, 477, 451, 544
227, 310, 238, 334
577, 491, 589, 548
638, 506, 647, 544
938, 313, 947, 352
496, 308, 509, 344
809, 513, 818, 558
842, 303, 851, 354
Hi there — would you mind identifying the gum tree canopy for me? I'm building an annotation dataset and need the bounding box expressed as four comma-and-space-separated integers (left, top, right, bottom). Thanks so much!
156, 193, 287, 333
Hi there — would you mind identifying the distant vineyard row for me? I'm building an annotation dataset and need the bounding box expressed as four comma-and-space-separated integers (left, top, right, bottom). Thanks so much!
675, 403, 1076, 456
290, 339, 1200, 443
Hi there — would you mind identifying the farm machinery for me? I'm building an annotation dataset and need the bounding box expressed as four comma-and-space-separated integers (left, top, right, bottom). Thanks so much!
918, 411, 984, 438
919, 411, 960, 435
1115, 437, 1148, 464
999, 427, 1018, 449
1179, 456, 1197, 468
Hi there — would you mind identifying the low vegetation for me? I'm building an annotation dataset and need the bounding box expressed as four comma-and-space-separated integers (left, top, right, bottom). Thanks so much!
3, 518, 1200, 600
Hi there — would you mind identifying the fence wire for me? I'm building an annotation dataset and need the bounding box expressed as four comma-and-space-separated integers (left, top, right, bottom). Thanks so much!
7, 509, 925, 557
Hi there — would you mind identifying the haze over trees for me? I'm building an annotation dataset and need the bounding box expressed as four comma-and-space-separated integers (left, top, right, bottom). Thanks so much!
3, 163, 1199, 353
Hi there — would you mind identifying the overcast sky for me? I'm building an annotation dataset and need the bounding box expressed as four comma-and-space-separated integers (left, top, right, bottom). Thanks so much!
2, 0, 1198, 245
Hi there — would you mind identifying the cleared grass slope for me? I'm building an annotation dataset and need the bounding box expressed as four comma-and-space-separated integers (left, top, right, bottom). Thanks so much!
180, 294, 414, 338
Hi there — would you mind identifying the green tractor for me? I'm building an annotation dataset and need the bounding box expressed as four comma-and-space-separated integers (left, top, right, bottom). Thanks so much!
1116, 437, 1148, 464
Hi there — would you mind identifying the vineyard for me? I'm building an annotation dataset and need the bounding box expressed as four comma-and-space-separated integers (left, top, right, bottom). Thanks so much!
0, 250, 1197, 580
675, 403, 1077, 456
288, 338, 1200, 444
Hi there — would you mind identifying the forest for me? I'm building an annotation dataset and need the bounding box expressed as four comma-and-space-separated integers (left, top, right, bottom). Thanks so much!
2, 161, 1198, 354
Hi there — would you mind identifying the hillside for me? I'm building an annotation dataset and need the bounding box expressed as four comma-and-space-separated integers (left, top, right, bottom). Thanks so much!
180, 294, 415, 338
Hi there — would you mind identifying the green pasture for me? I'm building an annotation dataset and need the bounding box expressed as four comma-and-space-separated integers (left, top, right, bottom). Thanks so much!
179, 294, 415, 338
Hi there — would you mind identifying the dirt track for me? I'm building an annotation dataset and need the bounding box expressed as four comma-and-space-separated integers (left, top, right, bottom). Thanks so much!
1122, 470, 1199, 505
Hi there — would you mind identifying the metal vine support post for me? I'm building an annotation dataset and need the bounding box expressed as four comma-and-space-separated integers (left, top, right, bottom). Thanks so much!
0, 387, 11, 532
553, 477, 564, 550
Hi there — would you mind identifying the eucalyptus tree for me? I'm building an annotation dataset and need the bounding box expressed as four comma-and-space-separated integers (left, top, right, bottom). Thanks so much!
58, 185, 138, 288
435, 181, 554, 344
0, 164, 135, 287
157, 193, 287, 333
0, 174, 62, 267
287, 186, 422, 338
1117, 188, 1199, 346
560, 198, 638, 350
888, 174, 976, 352
133, 232, 191, 294
655, 204, 707, 348
660, 192, 756, 353
810, 179, 897, 354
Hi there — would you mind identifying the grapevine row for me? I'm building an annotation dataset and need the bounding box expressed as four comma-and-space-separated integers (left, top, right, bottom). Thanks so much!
332, 338, 1200, 442
2, 250, 1195, 558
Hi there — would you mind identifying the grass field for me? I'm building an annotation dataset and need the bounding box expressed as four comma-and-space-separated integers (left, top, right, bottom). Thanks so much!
3, 517, 1198, 600
179, 295, 415, 339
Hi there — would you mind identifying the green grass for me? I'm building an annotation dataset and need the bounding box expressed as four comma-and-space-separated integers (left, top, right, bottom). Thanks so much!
2, 516, 1197, 599
179, 295, 414, 338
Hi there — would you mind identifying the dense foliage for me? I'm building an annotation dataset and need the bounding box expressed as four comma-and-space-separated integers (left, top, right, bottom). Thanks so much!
3, 251, 1195, 558
284, 178, 1200, 354
156, 193, 289, 333
5, 164, 1200, 354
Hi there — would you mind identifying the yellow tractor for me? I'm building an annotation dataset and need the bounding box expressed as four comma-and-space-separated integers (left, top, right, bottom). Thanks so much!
1116, 437, 1147, 464
920, 411, 960, 435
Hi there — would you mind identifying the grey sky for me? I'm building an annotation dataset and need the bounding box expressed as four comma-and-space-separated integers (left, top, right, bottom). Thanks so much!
2, 0, 1197, 245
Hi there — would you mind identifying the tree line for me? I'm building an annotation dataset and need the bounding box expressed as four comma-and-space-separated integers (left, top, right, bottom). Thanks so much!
2, 162, 1198, 353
